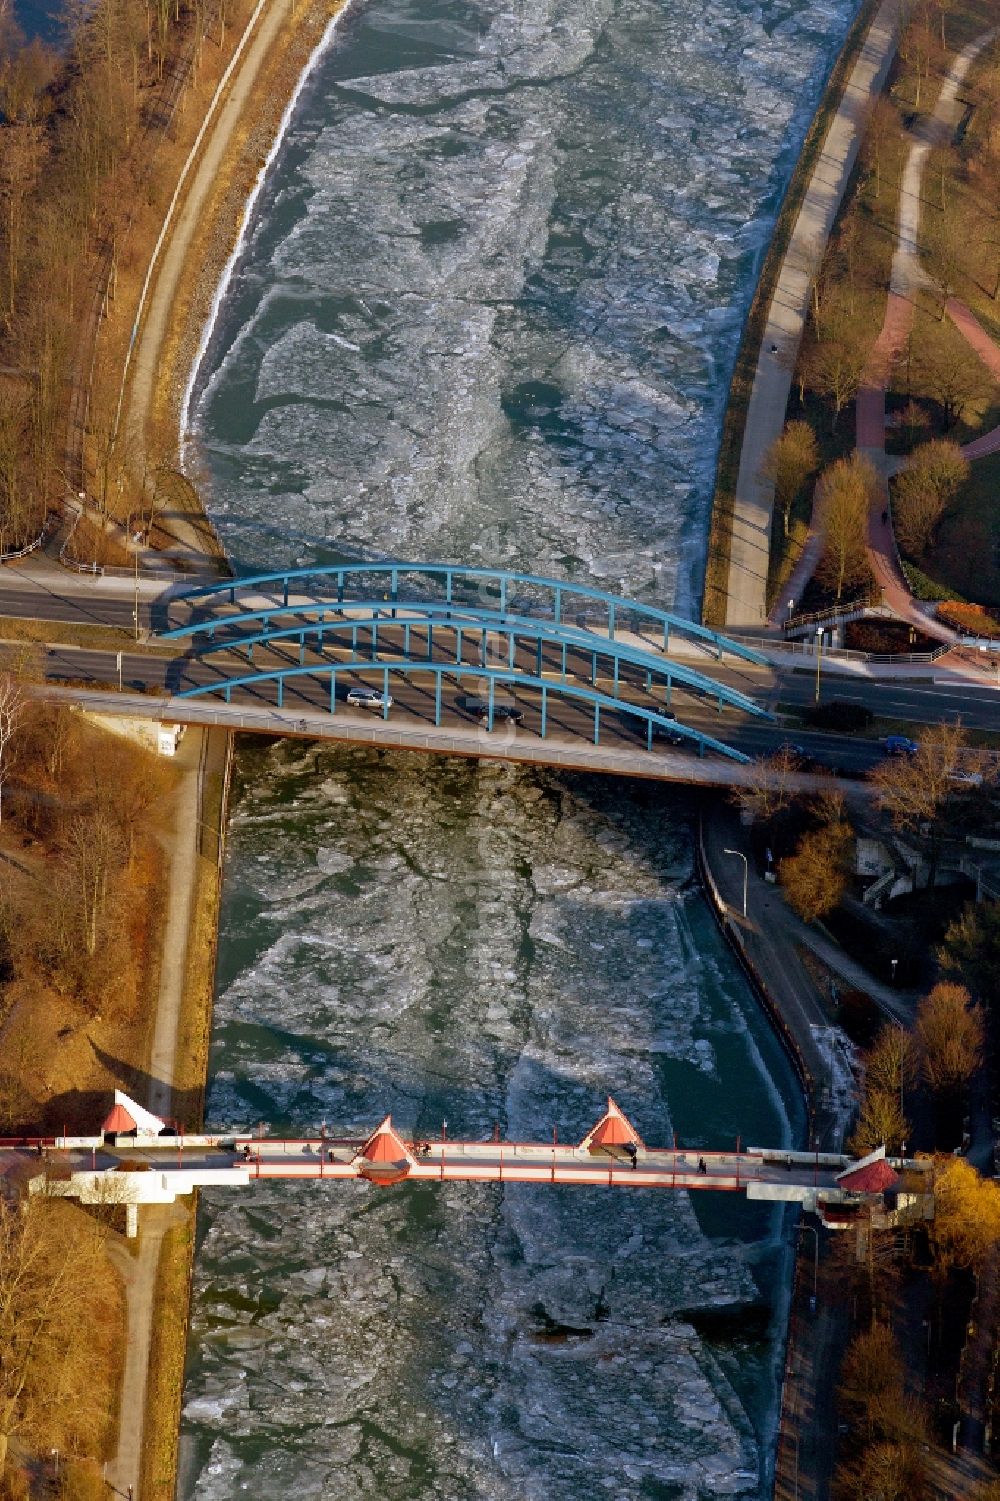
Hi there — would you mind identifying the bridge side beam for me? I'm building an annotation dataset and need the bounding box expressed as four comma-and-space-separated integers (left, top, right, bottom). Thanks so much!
171, 564, 768, 665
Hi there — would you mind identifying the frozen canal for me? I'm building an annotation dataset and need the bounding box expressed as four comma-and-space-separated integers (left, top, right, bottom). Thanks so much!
177, 0, 858, 1495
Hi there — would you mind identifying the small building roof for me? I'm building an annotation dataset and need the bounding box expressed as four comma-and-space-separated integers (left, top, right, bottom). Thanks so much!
102, 1102, 137, 1135
837, 1145, 899, 1194
580, 1097, 645, 1152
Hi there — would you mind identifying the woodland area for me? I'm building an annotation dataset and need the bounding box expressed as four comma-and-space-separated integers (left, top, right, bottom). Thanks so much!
0, 676, 174, 1131
739, 725, 1000, 1495
0, 0, 240, 556
767, 0, 1000, 613
0, 671, 175, 1499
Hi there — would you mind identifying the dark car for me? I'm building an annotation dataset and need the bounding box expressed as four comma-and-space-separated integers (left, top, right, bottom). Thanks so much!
483, 703, 525, 724
652, 718, 687, 746
463, 696, 524, 725
884, 735, 918, 757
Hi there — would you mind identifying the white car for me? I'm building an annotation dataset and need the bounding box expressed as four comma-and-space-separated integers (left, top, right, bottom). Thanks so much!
346, 687, 393, 711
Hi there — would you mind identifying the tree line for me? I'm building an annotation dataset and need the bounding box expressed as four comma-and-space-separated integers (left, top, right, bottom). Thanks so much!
0, 0, 225, 552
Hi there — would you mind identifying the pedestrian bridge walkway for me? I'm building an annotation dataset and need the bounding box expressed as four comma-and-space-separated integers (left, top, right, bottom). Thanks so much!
6, 1092, 933, 1238
158, 563, 773, 764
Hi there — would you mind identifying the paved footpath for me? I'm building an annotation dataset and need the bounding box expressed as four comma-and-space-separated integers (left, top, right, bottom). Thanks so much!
104, 729, 227, 1501
854, 30, 996, 643
725, 0, 900, 628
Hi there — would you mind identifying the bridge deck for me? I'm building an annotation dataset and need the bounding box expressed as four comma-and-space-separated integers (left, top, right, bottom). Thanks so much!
50, 685, 831, 791
22, 1138, 849, 1196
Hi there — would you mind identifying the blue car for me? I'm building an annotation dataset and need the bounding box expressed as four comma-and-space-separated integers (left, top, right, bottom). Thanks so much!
884, 735, 918, 757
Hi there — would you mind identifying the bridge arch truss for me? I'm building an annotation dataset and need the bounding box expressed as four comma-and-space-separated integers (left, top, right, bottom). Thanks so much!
168, 562, 768, 665
164, 565, 771, 762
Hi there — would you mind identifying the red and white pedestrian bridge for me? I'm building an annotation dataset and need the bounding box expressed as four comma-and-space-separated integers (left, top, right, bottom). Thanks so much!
4, 1093, 933, 1238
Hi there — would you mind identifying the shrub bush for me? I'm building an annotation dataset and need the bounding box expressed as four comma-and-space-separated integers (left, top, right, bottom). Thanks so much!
937, 601, 1000, 638
900, 560, 965, 602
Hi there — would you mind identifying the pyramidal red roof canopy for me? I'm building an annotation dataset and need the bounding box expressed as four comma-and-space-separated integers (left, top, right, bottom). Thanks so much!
361, 1116, 410, 1165
102, 1102, 137, 1135
838, 1158, 899, 1194
580, 1097, 644, 1151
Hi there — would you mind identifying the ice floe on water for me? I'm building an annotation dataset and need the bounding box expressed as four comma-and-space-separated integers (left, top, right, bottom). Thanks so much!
179, 0, 858, 1492
189, 0, 859, 614
179, 751, 806, 1500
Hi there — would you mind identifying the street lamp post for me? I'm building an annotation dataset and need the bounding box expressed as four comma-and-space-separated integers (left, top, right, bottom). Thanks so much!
723, 848, 748, 918
814, 626, 824, 703
787, 597, 795, 624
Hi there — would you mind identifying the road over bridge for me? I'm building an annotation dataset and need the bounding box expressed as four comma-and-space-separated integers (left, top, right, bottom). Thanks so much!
0, 557, 996, 783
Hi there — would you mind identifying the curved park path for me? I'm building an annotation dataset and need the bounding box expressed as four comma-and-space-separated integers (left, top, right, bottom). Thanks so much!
776, 29, 1000, 640
724, 0, 901, 628
853, 28, 997, 643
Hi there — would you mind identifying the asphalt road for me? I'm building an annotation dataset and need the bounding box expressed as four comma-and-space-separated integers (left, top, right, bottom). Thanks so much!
2, 572, 997, 771
33, 635, 983, 780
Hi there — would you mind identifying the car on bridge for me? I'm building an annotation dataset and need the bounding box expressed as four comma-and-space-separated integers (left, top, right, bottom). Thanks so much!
463, 696, 525, 726
346, 687, 393, 712
652, 715, 687, 747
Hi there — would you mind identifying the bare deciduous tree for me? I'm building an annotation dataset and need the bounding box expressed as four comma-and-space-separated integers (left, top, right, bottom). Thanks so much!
759, 419, 819, 538
815, 453, 875, 601
779, 816, 852, 923
899, 4, 938, 111
891, 438, 968, 557
64, 808, 121, 957
803, 327, 869, 432
864, 1024, 917, 1102
0, 1195, 114, 1481
931, 1156, 1000, 1273
915, 981, 984, 1095
862, 94, 900, 200
849, 1086, 910, 1157
915, 338, 990, 428
0, 671, 24, 825
730, 745, 803, 825
869, 722, 991, 886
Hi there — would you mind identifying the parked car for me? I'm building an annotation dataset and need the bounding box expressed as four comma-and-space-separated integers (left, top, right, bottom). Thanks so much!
346, 687, 393, 711
884, 735, 918, 757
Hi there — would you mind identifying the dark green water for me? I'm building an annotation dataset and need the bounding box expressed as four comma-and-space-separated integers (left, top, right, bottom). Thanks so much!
175, 0, 859, 1493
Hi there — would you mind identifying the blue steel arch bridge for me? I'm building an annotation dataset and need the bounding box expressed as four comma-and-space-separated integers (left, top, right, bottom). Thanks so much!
161, 562, 773, 765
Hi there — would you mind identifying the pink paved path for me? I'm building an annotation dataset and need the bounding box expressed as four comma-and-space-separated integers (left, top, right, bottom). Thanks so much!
786, 28, 1000, 646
